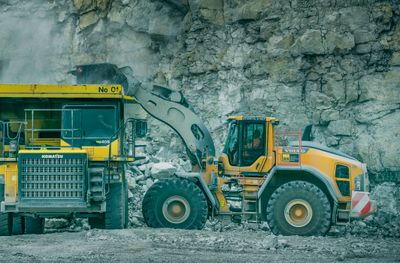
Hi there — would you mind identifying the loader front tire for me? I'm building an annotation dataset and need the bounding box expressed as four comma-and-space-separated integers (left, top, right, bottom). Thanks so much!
142, 178, 208, 230
266, 181, 331, 236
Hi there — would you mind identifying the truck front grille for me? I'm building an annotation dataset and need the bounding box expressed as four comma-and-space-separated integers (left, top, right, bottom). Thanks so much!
19, 154, 86, 202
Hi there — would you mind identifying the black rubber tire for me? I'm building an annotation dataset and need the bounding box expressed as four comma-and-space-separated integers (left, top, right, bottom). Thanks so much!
0, 213, 12, 236
142, 178, 208, 229
266, 181, 331, 236
123, 178, 129, 228
0, 184, 12, 236
88, 216, 105, 229
24, 217, 45, 234
88, 180, 128, 230
12, 215, 25, 235
105, 182, 126, 229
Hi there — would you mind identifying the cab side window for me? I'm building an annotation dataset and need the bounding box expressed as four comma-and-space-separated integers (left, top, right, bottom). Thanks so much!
224, 122, 239, 166
242, 123, 265, 166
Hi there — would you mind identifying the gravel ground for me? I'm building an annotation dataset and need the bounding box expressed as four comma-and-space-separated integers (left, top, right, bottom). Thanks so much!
0, 227, 399, 263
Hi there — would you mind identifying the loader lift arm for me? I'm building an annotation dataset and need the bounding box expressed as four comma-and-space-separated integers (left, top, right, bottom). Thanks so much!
132, 83, 215, 168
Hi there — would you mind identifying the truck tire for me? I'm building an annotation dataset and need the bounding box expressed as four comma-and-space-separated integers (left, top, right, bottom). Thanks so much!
123, 178, 129, 228
266, 181, 331, 236
24, 217, 45, 234
142, 178, 208, 230
0, 213, 12, 236
12, 215, 24, 235
88, 179, 128, 230
105, 182, 126, 229
0, 184, 12, 236
88, 216, 105, 229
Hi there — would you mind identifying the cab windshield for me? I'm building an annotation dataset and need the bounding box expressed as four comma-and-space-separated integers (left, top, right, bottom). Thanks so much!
223, 121, 239, 166
62, 105, 117, 144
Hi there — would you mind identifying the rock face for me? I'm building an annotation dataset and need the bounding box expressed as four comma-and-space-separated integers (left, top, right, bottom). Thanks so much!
0, 0, 399, 183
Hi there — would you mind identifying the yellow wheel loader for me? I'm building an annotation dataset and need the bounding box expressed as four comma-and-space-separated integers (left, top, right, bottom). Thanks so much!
133, 85, 376, 236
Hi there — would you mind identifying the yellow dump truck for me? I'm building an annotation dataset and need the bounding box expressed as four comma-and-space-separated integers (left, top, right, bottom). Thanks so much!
0, 84, 146, 235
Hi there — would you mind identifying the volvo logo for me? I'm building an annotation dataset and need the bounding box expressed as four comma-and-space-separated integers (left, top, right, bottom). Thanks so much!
41, 154, 64, 159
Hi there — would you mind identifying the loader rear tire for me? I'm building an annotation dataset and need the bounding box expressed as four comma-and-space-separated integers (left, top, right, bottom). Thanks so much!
24, 217, 45, 234
142, 178, 208, 230
266, 181, 331, 236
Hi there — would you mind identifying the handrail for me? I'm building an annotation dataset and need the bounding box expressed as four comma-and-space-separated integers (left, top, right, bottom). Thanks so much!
104, 118, 136, 195
0, 120, 26, 157
24, 108, 82, 148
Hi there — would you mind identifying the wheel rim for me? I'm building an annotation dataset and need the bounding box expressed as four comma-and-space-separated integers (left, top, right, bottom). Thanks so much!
162, 195, 190, 224
284, 199, 313, 227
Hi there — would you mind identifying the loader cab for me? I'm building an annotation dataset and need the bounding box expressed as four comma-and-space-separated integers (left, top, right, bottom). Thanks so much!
220, 116, 277, 176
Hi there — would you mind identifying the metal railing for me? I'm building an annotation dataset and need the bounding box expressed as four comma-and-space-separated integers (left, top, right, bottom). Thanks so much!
24, 108, 81, 148
0, 120, 25, 157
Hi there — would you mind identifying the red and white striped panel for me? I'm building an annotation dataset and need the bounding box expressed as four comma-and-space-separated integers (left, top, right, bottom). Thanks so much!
351, 191, 373, 218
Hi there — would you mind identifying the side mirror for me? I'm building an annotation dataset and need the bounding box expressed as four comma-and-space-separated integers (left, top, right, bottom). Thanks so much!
272, 120, 280, 126
135, 120, 147, 138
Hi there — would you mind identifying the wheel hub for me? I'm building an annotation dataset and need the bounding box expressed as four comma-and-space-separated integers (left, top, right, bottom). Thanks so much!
284, 199, 313, 228
162, 195, 190, 224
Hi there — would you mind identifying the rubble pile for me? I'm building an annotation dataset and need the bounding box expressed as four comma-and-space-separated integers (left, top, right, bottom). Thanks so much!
125, 150, 193, 228
345, 183, 400, 237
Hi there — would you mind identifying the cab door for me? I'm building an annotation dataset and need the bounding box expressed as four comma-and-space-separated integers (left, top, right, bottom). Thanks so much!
238, 121, 267, 175
221, 120, 270, 176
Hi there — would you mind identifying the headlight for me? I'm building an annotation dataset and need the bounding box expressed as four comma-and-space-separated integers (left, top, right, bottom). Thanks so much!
354, 175, 365, 191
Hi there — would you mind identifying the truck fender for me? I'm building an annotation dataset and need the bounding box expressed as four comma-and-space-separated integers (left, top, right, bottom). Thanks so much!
257, 165, 340, 203
174, 172, 217, 208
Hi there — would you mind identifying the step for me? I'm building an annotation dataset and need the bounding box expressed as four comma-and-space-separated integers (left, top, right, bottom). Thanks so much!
90, 177, 103, 183
89, 167, 105, 174
243, 199, 257, 203
90, 186, 103, 193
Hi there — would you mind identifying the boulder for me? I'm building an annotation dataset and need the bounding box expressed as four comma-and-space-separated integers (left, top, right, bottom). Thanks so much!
338, 7, 369, 31
359, 69, 400, 104
353, 30, 376, 44
292, 29, 325, 55
225, 0, 273, 22
325, 31, 355, 53
150, 162, 177, 179
327, 119, 352, 136
292, 30, 355, 55
77, 11, 99, 32
320, 109, 340, 125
